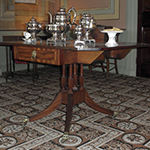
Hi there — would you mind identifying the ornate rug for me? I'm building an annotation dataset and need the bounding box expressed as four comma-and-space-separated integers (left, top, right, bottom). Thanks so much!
0, 66, 150, 150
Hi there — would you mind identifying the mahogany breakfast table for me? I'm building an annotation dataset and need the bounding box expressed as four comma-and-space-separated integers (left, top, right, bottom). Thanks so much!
0, 40, 149, 142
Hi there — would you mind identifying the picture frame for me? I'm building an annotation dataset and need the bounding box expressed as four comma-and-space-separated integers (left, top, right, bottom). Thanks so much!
13, 0, 37, 4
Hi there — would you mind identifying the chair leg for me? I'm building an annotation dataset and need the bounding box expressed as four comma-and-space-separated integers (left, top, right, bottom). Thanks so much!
88, 65, 92, 75
100, 62, 105, 72
106, 59, 109, 78
114, 59, 118, 74
13, 61, 15, 72
27, 64, 30, 72
89, 59, 118, 78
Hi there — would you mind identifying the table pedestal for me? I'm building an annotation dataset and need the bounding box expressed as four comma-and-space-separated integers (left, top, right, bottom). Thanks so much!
23, 63, 116, 142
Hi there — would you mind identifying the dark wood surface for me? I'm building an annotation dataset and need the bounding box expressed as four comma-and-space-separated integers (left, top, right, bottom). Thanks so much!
0, 41, 148, 50
3, 35, 49, 41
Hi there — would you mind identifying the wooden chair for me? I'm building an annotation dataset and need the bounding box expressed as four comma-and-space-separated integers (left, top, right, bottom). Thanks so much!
89, 59, 118, 78
89, 25, 119, 78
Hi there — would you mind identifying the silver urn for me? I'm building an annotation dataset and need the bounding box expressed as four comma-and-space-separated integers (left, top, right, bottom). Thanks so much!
25, 17, 43, 43
80, 13, 96, 42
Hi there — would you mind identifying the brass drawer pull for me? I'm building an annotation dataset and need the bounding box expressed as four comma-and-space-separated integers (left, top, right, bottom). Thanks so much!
31, 50, 37, 60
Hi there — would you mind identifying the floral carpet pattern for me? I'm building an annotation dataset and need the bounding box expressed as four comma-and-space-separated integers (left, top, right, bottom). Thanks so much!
0, 66, 150, 150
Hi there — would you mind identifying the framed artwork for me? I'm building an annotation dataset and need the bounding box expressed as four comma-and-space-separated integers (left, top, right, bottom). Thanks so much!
13, 0, 37, 4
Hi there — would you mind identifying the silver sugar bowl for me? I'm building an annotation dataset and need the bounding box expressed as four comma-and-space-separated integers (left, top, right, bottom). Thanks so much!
54, 6, 76, 41
25, 17, 43, 43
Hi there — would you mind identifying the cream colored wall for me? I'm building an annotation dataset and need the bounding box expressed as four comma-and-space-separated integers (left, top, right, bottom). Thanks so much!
65, 0, 126, 29
98, 0, 137, 76
0, 31, 24, 76
117, 0, 138, 76
0, 0, 60, 75
98, 0, 127, 29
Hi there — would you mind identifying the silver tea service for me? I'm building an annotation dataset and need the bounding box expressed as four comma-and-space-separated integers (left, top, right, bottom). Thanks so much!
74, 12, 96, 48
46, 12, 61, 44
54, 6, 76, 42
46, 6, 77, 43
23, 6, 97, 49
24, 17, 43, 44
80, 12, 96, 43
74, 24, 85, 48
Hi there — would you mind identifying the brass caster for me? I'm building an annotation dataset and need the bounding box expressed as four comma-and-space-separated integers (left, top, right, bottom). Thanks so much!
61, 132, 69, 143
112, 111, 119, 119
22, 118, 29, 128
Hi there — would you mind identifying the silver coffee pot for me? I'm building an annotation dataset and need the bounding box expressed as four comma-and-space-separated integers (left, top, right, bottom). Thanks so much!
25, 17, 43, 43
54, 6, 76, 41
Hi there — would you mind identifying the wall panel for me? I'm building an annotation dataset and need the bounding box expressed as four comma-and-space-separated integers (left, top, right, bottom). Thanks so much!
61, 0, 119, 20
61, 0, 126, 29
0, 0, 60, 30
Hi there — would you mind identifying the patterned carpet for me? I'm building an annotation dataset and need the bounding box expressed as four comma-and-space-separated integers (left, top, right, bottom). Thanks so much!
0, 66, 150, 150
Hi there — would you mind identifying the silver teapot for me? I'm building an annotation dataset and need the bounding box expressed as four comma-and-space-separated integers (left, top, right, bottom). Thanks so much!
25, 17, 43, 43
54, 6, 76, 41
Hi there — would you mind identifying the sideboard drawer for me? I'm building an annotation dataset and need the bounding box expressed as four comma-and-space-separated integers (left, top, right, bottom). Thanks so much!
13, 46, 60, 65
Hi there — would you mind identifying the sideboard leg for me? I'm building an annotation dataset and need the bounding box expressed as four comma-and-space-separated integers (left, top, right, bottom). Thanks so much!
32, 63, 38, 82
5, 46, 13, 82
